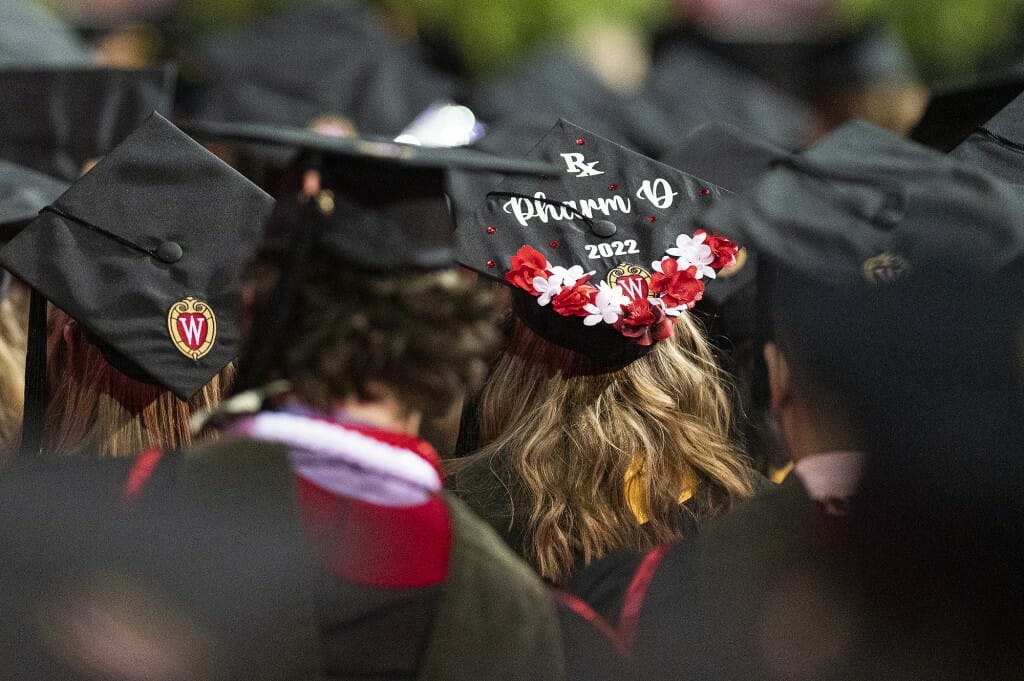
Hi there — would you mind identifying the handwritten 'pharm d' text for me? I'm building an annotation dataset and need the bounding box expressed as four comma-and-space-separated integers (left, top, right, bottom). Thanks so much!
501, 179, 680, 228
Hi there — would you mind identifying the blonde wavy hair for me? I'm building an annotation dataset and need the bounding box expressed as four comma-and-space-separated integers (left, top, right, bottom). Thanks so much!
0, 281, 28, 461
43, 308, 233, 458
459, 313, 755, 584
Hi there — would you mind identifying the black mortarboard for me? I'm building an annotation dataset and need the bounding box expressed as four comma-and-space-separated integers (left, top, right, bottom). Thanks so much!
0, 0, 90, 67
950, 88, 1024, 183
654, 21, 916, 102
0, 160, 68, 242
457, 119, 738, 366
0, 453, 318, 680
0, 65, 178, 180
195, 2, 457, 137
698, 120, 1024, 286
184, 120, 558, 271
662, 122, 790, 195
183, 120, 558, 391
911, 72, 1024, 152
643, 41, 813, 152
0, 112, 273, 453
468, 48, 665, 157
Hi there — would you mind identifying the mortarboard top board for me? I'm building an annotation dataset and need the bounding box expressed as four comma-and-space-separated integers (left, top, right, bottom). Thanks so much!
697, 119, 1024, 288
661, 122, 790, 195
0, 451, 319, 680
950, 88, 1024, 185
911, 72, 1024, 152
183, 120, 560, 272
643, 40, 813, 152
0, 0, 90, 67
457, 119, 741, 367
0, 112, 274, 407
0, 160, 68, 242
0, 65, 178, 181
655, 21, 917, 102
195, 2, 457, 138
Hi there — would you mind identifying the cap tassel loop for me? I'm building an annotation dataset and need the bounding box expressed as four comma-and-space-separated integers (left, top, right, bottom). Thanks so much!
20, 289, 48, 457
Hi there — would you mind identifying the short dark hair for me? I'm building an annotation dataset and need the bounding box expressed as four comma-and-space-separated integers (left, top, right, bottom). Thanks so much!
244, 253, 499, 418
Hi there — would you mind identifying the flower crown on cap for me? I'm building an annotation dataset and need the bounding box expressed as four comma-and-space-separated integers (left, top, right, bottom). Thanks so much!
505, 229, 738, 346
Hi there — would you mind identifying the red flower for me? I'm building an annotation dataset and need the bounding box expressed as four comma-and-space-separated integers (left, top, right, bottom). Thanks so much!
614, 299, 675, 346
695, 229, 739, 269
504, 245, 549, 293
552, 282, 597, 317
651, 258, 705, 310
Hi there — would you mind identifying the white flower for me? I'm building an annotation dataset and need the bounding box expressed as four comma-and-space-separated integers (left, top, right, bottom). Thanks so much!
583, 282, 630, 326
549, 265, 589, 287
666, 233, 714, 276
533, 274, 562, 306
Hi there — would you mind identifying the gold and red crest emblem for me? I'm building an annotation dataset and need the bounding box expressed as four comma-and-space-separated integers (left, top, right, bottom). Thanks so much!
607, 263, 652, 300
168, 297, 216, 360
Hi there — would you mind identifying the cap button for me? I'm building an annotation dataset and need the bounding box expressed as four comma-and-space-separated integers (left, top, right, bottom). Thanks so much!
591, 220, 617, 238
155, 241, 183, 264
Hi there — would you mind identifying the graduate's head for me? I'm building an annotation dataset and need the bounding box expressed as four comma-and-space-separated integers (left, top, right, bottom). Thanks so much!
698, 120, 1024, 456
180, 120, 557, 419
0, 114, 273, 457
451, 120, 757, 582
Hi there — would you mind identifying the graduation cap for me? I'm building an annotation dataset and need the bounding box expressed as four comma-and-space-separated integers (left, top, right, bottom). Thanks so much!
655, 21, 916, 102
0, 160, 68, 301
0, 65, 178, 180
0, 160, 68, 243
0, 0, 90, 67
195, 2, 457, 138
0, 452, 319, 680
643, 41, 813, 152
950, 88, 1024, 184
181, 120, 560, 393
697, 120, 1024, 287
0, 113, 274, 455
457, 119, 740, 369
911, 72, 1024, 152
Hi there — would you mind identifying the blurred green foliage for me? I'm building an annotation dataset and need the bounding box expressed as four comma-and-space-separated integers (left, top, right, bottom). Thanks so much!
840, 0, 1024, 82
387, 0, 669, 73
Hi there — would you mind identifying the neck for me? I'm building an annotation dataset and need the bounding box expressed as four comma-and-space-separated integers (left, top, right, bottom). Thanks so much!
332, 397, 422, 436
779, 399, 861, 463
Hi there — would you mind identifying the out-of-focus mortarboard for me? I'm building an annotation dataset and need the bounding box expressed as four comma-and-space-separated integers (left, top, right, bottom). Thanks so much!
0, 113, 273, 454
0, 160, 68, 242
0, 65, 177, 180
949, 88, 1024, 184
643, 42, 813, 152
195, 2, 457, 138
700, 120, 1024, 286
0, 452, 318, 680
911, 72, 1024, 153
654, 21, 917, 102
0, 160, 68, 300
457, 119, 739, 370
182, 120, 559, 392
0, 0, 90, 67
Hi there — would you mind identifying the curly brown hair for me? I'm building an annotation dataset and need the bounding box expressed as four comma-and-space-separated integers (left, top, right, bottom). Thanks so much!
244, 254, 500, 419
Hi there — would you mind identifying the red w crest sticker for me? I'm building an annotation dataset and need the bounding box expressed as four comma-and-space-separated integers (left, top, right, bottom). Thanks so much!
167, 297, 217, 360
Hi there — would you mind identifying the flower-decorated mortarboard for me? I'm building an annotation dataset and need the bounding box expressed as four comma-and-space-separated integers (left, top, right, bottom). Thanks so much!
697, 120, 1024, 288
456, 119, 739, 365
181, 120, 559, 393
0, 65, 177, 180
0, 112, 274, 454
950, 88, 1024, 185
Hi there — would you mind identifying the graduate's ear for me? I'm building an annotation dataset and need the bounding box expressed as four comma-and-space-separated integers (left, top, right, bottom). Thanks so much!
763, 341, 791, 413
